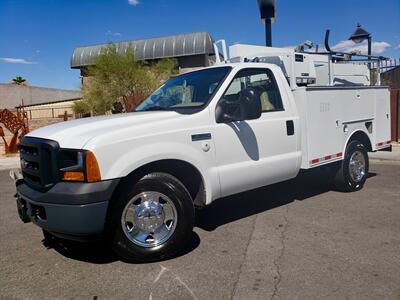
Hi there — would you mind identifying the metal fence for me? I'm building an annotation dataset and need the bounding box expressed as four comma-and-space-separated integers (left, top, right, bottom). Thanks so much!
366, 58, 400, 87
391, 89, 400, 142
370, 58, 400, 73
22, 106, 74, 120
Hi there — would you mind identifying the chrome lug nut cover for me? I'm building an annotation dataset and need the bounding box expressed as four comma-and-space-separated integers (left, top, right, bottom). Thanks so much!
121, 191, 178, 248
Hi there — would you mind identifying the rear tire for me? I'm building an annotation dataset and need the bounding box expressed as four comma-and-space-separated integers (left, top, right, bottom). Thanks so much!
333, 140, 369, 192
108, 172, 194, 263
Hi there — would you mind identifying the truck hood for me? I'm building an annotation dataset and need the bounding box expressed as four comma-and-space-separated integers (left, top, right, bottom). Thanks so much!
27, 111, 181, 148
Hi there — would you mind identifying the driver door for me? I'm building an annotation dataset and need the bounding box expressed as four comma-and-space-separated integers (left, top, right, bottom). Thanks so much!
213, 68, 300, 197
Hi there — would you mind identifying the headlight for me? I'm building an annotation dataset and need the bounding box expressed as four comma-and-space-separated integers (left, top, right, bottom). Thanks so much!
59, 149, 101, 182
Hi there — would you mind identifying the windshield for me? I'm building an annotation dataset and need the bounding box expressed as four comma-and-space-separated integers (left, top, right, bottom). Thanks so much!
135, 67, 231, 112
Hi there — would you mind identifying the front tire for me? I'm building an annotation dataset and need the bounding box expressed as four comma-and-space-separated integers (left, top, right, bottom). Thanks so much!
108, 173, 194, 262
333, 140, 369, 192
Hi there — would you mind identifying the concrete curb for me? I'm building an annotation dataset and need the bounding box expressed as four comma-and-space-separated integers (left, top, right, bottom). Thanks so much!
0, 156, 20, 171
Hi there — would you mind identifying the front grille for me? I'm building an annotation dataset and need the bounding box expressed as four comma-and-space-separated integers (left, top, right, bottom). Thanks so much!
19, 137, 60, 192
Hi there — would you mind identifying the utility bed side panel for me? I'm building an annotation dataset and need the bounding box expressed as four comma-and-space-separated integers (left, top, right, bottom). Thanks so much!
292, 90, 310, 168
373, 88, 391, 150
341, 88, 375, 122
294, 88, 343, 168
295, 86, 389, 169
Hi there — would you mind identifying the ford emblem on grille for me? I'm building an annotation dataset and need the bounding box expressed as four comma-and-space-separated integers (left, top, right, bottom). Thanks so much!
21, 158, 28, 169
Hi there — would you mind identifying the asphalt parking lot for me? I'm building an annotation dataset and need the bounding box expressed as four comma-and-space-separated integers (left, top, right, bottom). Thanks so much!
1, 160, 399, 300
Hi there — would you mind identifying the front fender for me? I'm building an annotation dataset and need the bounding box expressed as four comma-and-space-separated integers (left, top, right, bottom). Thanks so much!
94, 141, 219, 205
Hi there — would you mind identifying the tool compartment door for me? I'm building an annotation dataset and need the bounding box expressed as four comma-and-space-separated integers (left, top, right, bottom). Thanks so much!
374, 88, 391, 149
302, 88, 343, 167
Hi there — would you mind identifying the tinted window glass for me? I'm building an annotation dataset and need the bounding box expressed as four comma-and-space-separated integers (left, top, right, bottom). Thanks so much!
222, 68, 284, 112
136, 67, 231, 111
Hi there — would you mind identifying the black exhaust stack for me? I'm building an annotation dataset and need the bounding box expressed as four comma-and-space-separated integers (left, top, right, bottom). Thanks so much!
257, 0, 276, 47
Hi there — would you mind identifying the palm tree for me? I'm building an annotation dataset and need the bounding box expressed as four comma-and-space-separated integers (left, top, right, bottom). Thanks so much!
12, 76, 27, 85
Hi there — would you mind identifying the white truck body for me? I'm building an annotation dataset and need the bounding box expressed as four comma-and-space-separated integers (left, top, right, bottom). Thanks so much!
294, 86, 390, 168
28, 60, 391, 204
14, 42, 392, 261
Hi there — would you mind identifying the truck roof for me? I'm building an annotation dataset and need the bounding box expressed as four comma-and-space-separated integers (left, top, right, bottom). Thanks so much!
184, 62, 278, 74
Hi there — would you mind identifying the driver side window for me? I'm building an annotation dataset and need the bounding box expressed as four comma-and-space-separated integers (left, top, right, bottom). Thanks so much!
222, 68, 284, 112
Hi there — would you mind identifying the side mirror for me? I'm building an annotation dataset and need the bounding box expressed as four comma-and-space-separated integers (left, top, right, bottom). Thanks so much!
239, 87, 262, 120
216, 88, 262, 123
215, 98, 241, 123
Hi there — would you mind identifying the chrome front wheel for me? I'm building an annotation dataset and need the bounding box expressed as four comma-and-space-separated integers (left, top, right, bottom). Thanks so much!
121, 191, 178, 248
109, 172, 195, 262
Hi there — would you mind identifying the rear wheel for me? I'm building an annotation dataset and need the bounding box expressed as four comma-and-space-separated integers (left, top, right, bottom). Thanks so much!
333, 140, 369, 192
108, 172, 194, 262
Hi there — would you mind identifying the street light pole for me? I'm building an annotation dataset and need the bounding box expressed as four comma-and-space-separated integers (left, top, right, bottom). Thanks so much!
367, 35, 372, 59
257, 0, 276, 47
349, 23, 372, 67
349, 23, 372, 54
265, 19, 272, 47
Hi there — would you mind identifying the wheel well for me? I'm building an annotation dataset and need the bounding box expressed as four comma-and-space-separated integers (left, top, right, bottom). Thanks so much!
348, 131, 372, 152
117, 159, 206, 207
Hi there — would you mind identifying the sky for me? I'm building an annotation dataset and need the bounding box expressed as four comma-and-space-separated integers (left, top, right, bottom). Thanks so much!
1, 0, 399, 90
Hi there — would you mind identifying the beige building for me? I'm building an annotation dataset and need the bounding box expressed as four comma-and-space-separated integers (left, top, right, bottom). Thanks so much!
22, 100, 77, 119
0, 83, 82, 119
0, 84, 82, 154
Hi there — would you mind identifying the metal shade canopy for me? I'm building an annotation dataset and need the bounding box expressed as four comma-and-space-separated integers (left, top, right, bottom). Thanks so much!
70, 32, 215, 69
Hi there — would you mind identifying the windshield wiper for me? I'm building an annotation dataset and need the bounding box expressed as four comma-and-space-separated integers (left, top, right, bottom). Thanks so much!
141, 105, 171, 112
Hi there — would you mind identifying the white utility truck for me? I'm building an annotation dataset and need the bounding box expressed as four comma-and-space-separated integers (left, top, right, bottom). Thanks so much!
13, 41, 391, 262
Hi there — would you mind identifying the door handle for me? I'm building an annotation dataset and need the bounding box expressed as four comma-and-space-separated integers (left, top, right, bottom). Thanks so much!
286, 120, 294, 136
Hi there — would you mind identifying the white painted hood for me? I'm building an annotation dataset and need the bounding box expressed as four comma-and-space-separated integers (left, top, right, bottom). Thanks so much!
27, 111, 182, 149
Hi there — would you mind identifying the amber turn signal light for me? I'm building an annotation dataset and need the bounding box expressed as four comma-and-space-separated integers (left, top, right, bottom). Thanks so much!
63, 171, 84, 181
86, 150, 101, 182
